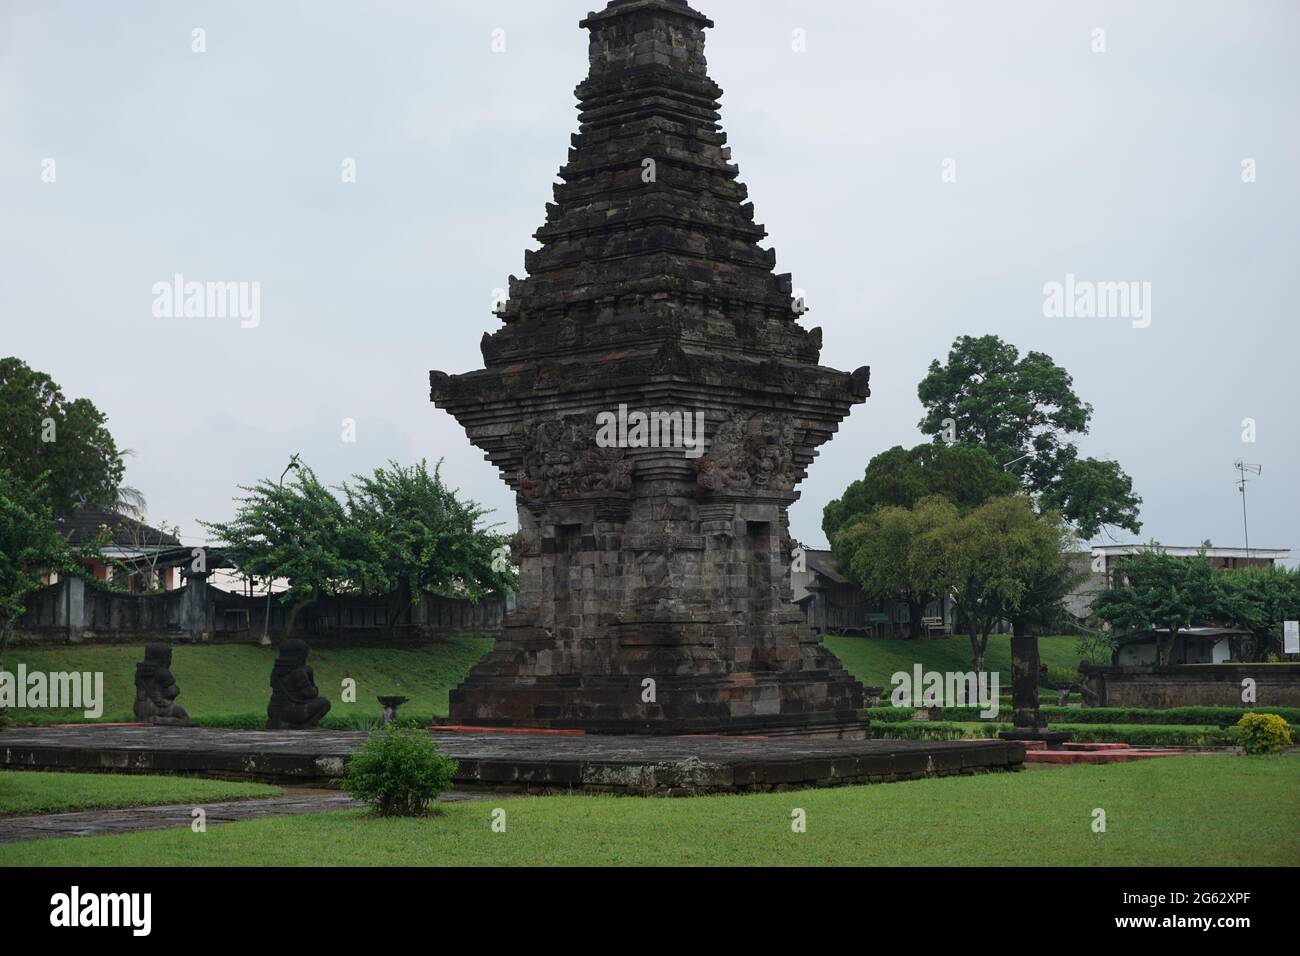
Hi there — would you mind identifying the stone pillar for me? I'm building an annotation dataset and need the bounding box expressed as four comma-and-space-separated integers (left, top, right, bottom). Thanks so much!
1010, 628, 1042, 731
59, 576, 86, 644
999, 621, 1072, 747
179, 571, 211, 642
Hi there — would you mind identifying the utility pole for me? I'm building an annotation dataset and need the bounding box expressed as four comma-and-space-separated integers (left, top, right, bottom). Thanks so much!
262, 453, 301, 646
1234, 459, 1261, 561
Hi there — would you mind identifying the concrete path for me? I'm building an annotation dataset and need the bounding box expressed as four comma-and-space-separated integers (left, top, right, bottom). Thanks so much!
0, 791, 357, 844
0, 787, 488, 845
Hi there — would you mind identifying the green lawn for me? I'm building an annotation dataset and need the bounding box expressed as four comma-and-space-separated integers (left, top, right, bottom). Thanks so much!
2, 637, 493, 724
2, 756, 1295, 866
0, 771, 279, 816
825, 633, 1084, 690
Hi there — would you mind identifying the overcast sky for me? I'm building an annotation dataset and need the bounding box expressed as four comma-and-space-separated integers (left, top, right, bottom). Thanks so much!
3, 0, 1296, 560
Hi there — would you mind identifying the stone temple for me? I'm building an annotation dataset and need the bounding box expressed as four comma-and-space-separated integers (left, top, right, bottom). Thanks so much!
430, 0, 871, 735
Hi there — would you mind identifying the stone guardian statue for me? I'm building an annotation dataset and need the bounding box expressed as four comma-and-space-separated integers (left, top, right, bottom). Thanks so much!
266, 638, 331, 729
133, 643, 192, 725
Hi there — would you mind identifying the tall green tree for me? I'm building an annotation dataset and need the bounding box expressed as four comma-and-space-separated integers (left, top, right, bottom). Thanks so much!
1040, 457, 1143, 540
200, 465, 383, 634
916, 335, 1141, 538
1, 470, 71, 725
831, 496, 961, 640
343, 459, 516, 603
202, 460, 517, 634
940, 496, 1078, 673
0, 357, 124, 516
1091, 548, 1219, 665
822, 442, 1018, 540
1207, 564, 1299, 662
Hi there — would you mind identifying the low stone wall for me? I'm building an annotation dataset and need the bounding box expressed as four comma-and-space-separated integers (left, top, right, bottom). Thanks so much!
1080, 663, 1300, 708
12, 575, 511, 646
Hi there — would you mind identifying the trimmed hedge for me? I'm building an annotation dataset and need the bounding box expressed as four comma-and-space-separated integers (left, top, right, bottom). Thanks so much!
867, 706, 990, 723
1053, 724, 1239, 747
1043, 706, 1299, 726
869, 720, 1243, 747
868, 721, 971, 741
866, 704, 1300, 727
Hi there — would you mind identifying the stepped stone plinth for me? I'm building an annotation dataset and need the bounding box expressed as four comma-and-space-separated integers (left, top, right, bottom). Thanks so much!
430, 0, 872, 735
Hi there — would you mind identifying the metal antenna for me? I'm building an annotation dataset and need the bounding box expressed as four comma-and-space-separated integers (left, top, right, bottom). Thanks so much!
1233, 459, 1261, 560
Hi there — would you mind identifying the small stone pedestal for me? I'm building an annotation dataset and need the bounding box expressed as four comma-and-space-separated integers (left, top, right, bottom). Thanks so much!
378, 695, 410, 727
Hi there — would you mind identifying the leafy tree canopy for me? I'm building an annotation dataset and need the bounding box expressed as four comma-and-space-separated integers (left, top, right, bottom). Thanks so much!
1094, 549, 1300, 663
0, 469, 71, 650
1212, 565, 1300, 661
0, 357, 124, 517
344, 459, 516, 603
822, 442, 1018, 540
831, 496, 961, 640
1215, 565, 1300, 642
916, 335, 1141, 538
200, 464, 381, 633
942, 496, 1079, 653
832, 493, 1077, 667
1041, 457, 1143, 540
1092, 547, 1219, 665
201, 460, 515, 630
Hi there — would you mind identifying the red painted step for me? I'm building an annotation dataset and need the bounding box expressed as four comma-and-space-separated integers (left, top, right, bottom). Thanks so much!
1061, 741, 1132, 751
1026, 749, 1181, 764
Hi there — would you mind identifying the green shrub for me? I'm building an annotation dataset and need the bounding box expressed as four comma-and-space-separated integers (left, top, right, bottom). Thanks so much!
874, 704, 1300, 728
1057, 724, 1237, 747
322, 713, 436, 732
865, 707, 919, 723
872, 720, 1242, 747
867, 705, 991, 722
868, 721, 970, 741
1235, 713, 1292, 755
338, 726, 458, 816
1052, 705, 1300, 726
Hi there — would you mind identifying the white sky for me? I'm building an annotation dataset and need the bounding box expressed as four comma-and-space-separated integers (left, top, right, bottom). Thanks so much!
2, 0, 1296, 559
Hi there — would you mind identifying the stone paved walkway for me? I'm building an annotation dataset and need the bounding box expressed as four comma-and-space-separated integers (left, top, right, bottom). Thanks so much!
1, 725, 1024, 794
0, 792, 357, 844
0, 788, 488, 844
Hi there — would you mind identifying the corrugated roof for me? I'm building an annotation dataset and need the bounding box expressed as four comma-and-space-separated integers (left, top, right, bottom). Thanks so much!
1117, 626, 1248, 645
1086, 545, 1290, 559
55, 507, 182, 548
804, 548, 849, 584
